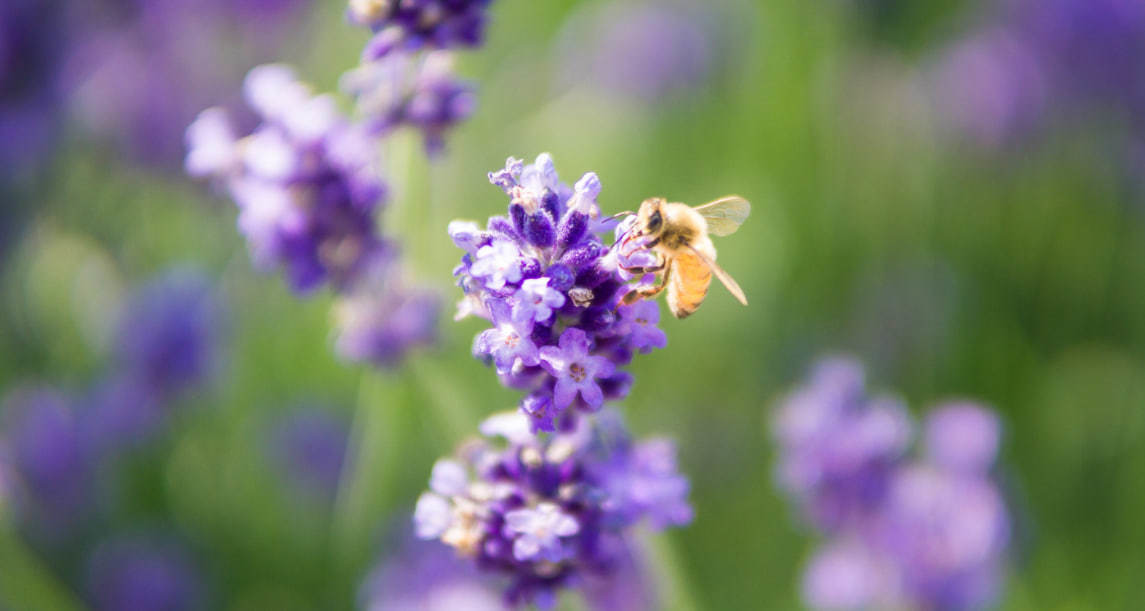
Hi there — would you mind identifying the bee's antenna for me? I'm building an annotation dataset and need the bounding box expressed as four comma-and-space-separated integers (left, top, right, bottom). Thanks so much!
601, 211, 633, 222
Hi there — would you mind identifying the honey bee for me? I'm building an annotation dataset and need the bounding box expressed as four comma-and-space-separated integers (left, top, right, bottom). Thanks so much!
618, 195, 750, 318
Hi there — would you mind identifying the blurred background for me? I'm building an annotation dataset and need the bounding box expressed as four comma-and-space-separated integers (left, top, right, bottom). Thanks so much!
2, 0, 1143, 608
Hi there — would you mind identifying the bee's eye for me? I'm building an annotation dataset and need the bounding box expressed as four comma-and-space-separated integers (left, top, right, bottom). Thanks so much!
647, 210, 663, 232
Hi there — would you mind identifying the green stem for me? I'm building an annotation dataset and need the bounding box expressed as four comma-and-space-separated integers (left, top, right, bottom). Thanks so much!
0, 528, 83, 611
644, 530, 701, 611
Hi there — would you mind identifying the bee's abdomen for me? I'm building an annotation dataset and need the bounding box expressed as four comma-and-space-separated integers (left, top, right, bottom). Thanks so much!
667, 251, 712, 318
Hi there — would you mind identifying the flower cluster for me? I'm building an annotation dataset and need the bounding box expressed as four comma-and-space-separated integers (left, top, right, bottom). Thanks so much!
86, 534, 205, 611
930, 0, 1145, 152
414, 411, 691, 607
773, 357, 1010, 610
451, 154, 667, 431
341, 51, 476, 155
1, 270, 223, 536
266, 405, 351, 503
187, 65, 440, 367
187, 65, 388, 294
348, 0, 492, 58
65, 0, 311, 166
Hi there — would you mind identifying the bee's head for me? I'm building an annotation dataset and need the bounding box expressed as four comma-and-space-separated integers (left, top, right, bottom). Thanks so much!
636, 197, 666, 238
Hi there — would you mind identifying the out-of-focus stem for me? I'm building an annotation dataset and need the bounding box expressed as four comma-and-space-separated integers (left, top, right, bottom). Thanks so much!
0, 528, 83, 611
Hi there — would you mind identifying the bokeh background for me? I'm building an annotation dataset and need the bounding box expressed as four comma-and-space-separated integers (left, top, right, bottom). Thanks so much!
3, 0, 1144, 608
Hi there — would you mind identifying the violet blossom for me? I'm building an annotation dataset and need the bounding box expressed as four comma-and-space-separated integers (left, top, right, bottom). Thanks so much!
774, 358, 1011, 610
413, 410, 691, 608
451, 154, 668, 431
348, 0, 493, 60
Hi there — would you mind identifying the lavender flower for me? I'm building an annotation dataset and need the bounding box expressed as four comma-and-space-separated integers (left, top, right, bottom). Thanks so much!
451, 154, 666, 431
413, 411, 691, 607
348, 0, 493, 60
360, 538, 505, 611
85, 535, 205, 611
267, 406, 350, 502
332, 256, 440, 367
114, 269, 222, 400
1, 389, 91, 529
773, 359, 1011, 610
342, 51, 476, 155
65, 0, 311, 166
0, 0, 65, 182
186, 64, 388, 294
771, 357, 912, 532
555, 2, 717, 103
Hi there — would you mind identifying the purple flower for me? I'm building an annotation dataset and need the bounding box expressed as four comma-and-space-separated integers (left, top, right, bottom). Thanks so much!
82, 375, 164, 454
504, 502, 580, 563
556, 2, 717, 103
267, 406, 350, 502
359, 535, 503, 611
451, 154, 666, 430
773, 357, 1012, 611
342, 51, 476, 155
539, 328, 616, 410
332, 256, 440, 368
474, 310, 539, 374
2, 389, 91, 529
85, 535, 204, 611
772, 357, 912, 532
348, 0, 493, 60
512, 278, 565, 324
414, 410, 691, 607
924, 402, 1001, 475
187, 65, 388, 294
0, 0, 65, 182
612, 301, 667, 353
114, 269, 222, 400
66, 0, 312, 166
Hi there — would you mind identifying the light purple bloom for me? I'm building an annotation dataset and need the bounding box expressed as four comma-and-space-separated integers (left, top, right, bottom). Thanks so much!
512, 278, 565, 324
505, 502, 579, 562
451, 154, 667, 430
359, 535, 503, 611
470, 240, 524, 290
415, 410, 691, 607
613, 301, 668, 353
85, 535, 204, 611
187, 65, 387, 294
474, 307, 539, 374
924, 402, 1001, 475
774, 357, 1012, 611
540, 328, 616, 410
268, 406, 350, 502
333, 258, 440, 368
342, 51, 476, 154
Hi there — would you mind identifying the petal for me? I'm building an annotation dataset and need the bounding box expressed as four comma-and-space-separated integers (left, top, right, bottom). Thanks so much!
578, 382, 604, 408
538, 346, 566, 373
558, 327, 590, 356
413, 493, 452, 539
590, 355, 616, 378
513, 535, 541, 561
553, 378, 577, 409
553, 514, 580, 537
429, 460, 468, 496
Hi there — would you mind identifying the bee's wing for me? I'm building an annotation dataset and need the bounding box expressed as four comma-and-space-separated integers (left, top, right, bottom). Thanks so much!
686, 245, 748, 306
694, 196, 750, 237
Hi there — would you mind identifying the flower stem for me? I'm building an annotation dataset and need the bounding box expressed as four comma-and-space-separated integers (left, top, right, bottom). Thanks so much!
0, 528, 83, 610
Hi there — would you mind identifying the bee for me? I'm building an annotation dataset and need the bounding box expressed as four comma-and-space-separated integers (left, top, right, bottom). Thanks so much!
618, 195, 750, 318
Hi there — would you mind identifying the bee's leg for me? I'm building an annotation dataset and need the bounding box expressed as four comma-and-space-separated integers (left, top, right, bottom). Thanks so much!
621, 258, 673, 305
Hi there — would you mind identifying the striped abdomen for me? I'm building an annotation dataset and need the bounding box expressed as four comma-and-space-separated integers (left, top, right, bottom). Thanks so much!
666, 250, 712, 318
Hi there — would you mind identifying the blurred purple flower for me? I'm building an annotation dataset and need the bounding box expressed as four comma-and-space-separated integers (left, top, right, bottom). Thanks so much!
930, 0, 1145, 150
268, 406, 350, 502
773, 358, 1012, 610
348, 0, 492, 60
85, 534, 204, 611
0, 0, 66, 181
452, 154, 665, 431
65, 0, 311, 166
187, 65, 388, 294
83, 375, 164, 453
556, 2, 717, 103
771, 357, 912, 532
1, 389, 91, 529
342, 51, 476, 155
359, 536, 504, 611
115, 269, 223, 400
332, 255, 440, 367
414, 410, 691, 607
